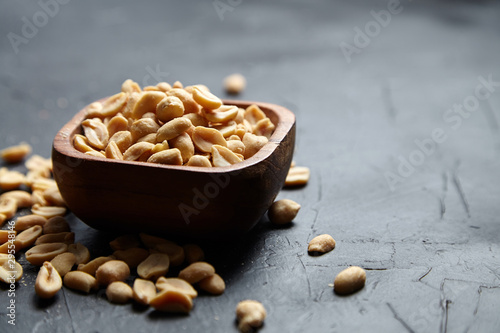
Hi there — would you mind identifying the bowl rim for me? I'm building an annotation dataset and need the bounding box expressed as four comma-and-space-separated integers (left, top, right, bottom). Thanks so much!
53, 98, 295, 173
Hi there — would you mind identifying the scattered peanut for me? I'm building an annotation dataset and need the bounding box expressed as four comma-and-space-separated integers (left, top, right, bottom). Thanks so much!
133, 278, 157, 305
178, 262, 215, 284
333, 266, 366, 295
43, 216, 70, 234
95, 260, 130, 286
224, 73, 246, 95
0, 190, 33, 208
153, 241, 185, 266
35, 231, 74, 245
113, 247, 149, 268
156, 277, 198, 299
64, 271, 98, 293
68, 243, 91, 265
31, 204, 66, 219
137, 253, 170, 281
268, 199, 301, 225
14, 215, 46, 231
183, 244, 205, 264
198, 274, 225, 295
285, 166, 310, 187
308, 234, 336, 254
1, 143, 32, 163
0, 198, 17, 219
77, 256, 114, 276
0, 255, 23, 283
26, 243, 68, 266
106, 281, 134, 304
35, 262, 62, 299
236, 300, 267, 333
15, 225, 43, 250
150, 289, 193, 313
50, 252, 76, 277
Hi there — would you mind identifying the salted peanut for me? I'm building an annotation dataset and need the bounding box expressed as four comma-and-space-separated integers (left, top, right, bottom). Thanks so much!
226, 140, 245, 156
244, 104, 266, 125
137, 133, 157, 144
157, 82, 172, 92
235, 124, 248, 140
133, 278, 157, 305
26, 243, 68, 266
186, 84, 210, 93
43, 216, 70, 234
105, 141, 124, 160
43, 186, 65, 207
31, 191, 47, 207
150, 289, 193, 313
224, 73, 246, 95
253, 118, 275, 139
0, 190, 33, 208
73, 134, 96, 153
15, 225, 43, 250
87, 150, 105, 158
212, 121, 237, 138
35, 262, 62, 298
107, 113, 129, 137
156, 96, 185, 123
1, 143, 32, 163
109, 131, 133, 153
64, 271, 98, 293
109, 235, 140, 251
0, 255, 23, 283
151, 140, 170, 154
31, 177, 56, 192
113, 247, 149, 268
156, 277, 197, 298
123, 142, 155, 161
183, 244, 205, 264
156, 117, 192, 142
199, 274, 225, 295
127, 91, 166, 119
268, 199, 301, 225
143, 85, 160, 91
243, 119, 254, 133
172, 81, 183, 89
88, 92, 128, 118
122, 79, 141, 94
130, 118, 160, 142
168, 133, 194, 163
0, 170, 25, 190
36, 232, 74, 245
228, 134, 241, 141
192, 86, 222, 110
77, 256, 114, 276
0, 230, 15, 244
50, 252, 76, 277
285, 166, 310, 186
166, 88, 199, 114
0, 198, 17, 219
137, 253, 170, 281
182, 112, 208, 127
308, 234, 336, 254
178, 262, 215, 284
68, 242, 90, 265
236, 300, 266, 333
82, 118, 109, 150
212, 145, 243, 167
95, 260, 130, 286
186, 155, 212, 167
106, 281, 133, 304
203, 105, 239, 123
25, 154, 52, 172
153, 242, 185, 266
15, 215, 46, 231
242, 133, 268, 159
141, 112, 157, 120
192, 126, 227, 153
334, 266, 366, 295
147, 148, 183, 165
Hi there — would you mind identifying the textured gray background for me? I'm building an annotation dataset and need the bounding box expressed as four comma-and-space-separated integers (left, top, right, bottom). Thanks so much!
1, 0, 500, 332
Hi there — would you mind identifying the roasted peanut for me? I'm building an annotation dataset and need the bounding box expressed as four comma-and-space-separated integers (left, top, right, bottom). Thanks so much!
43, 216, 70, 234
182, 112, 208, 127
109, 131, 133, 153
192, 86, 222, 110
35, 262, 62, 299
151, 140, 170, 154
150, 289, 193, 313
0, 198, 17, 219
25, 154, 52, 172
244, 105, 266, 125
0, 170, 25, 191
82, 118, 109, 150
242, 133, 268, 159
109, 235, 140, 251
212, 121, 237, 138
236, 300, 267, 333
106, 281, 134, 304
156, 277, 198, 298
130, 118, 160, 142
153, 241, 185, 266
168, 132, 194, 163
253, 118, 275, 139
198, 274, 225, 295
32, 204, 66, 219
203, 105, 239, 123
77, 256, 114, 276
113, 247, 149, 268
15, 215, 46, 231
133, 278, 157, 305
211, 145, 242, 167
183, 244, 205, 264
96, 260, 130, 286
126, 91, 166, 119
224, 73, 246, 95
68, 242, 90, 265
157, 82, 172, 92
50, 252, 76, 277
36, 232, 74, 245
0, 230, 15, 244
107, 113, 129, 137
147, 148, 183, 165
156, 117, 192, 142
88, 92, 128, 118
121, 79, 141, 94
334, 266, 366, 295
31, 177, 56, 192
285, 166, 310, 187
143, 85, 160, 91
137, 253, 170, 281
268, 199, 301, 225
192, 126, 227, 153
105, 141, 124, 160
0, 255, 23, 283
308, 234, 336, 254
156, 96, 185, 123
186, 155, 212, 167
226, 140, 245, 155
166, 88, 199, 114
73, 134, 96, 153
26, 243, 68, 266
1, 143, 32, 163
172, 81, 183, 89
178, 262, 215, 284
43, 186, 65, 207
15, 225, 43, 250
64, 271, 98, 293
123, 142, 155, 161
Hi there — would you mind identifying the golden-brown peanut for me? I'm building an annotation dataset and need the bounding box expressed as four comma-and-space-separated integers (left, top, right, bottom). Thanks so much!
242, 133, 268, 159
192, 86, 222, 110
244, 104, 266, 125
0, 255, 23, 283
88, 92, 128, 118
82, 118, 109, 150
15, 215, 46, 231
229, 134, 241, 141
109, 131, 133, 153
123, 142, 155, 161
253, 118, 275, 139
151, 140, 170, 154
182, 113, 208, 128
172, 81, 183, 89
105, 141, 124, 160
147, 148, 183, 165
0, 170, 25, 191
43, 216, 70, 234
268, 199, 301, 225
186, 155, 212, 167
121, 79, 141, 94
178, 262, 215, 284
96, 260, 130, 286
113, 247, 149, 268
50, 252, 76, 277
68, 242, 90, 265
64, 271, 98, 293
1, 143, 32, 163
36, 232, 74, 245
26, 243, 68, 266
157, 82, 172, 92
224, 73, 246, 95
285, 166, 310, 186
192, 126, 227, 153
226, 140, 245, 156
127, 91, 166, 119
203, 105, 239, 123
133, 278, 157, 305
130, 118, 160, 142
137, 253, 170, 281
107, 113, 129, 137
156, 117, 192, 142
334, 266, 366, 295
211, 145, 243, 167
32, 204, 66, 219
153, 241, 185, 266
25, 154, 52, 172
43, 186, 66, 207
0, 198, 17, 219
212, 121, 237, 138
156, 277, 198, 298
308, 234, 336, 254
78, 256, 114, 276
35, 262, 62, 299
0, 230, 15, 244
183, 244, 205, 264
73, 134, 96, 153
169, 132, 194, 163
156, 96, 185, 123
106, 281, 133, 304
31, 177, 56, 192
143, 85, 160, 91
150, 289, 193, 313
109, 235, 140, 251
166, 88, 199, 114
236, 300, 267, 333
198, 274, 225, 295
31, 190, 48, 206
15, 225, 43, 250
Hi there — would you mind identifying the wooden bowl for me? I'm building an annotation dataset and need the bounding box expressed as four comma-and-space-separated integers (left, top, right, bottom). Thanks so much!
52, 99, 295, 239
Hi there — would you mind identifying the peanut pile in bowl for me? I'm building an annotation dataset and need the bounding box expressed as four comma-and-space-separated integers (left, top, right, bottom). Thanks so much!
74, 80, 276, 167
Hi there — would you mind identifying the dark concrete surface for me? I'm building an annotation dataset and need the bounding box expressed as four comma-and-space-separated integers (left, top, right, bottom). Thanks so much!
1, 0, 500, 332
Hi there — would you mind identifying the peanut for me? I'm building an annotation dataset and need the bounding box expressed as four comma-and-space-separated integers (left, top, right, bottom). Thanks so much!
183, 112, 208, 127
0, 214, 6, 227
25, 155, 52, 173
268, 199, 301, 225
0, 230, 15, 244
128, 91, 166, 119
113, 247, 149, 268
186, 155, 212, 167
109, 131, 133, 153
334, 266, 366, 295
172, 81, 183, 89
244, 105, 266, 125
14, 215, 46, 231
253, 118, 275, 139
157, 82, 172, 92
121, 79, 141, 94
35, 262, 62, 298
198, 274, 225, 295
203, 105, 239, 123
236, 300, 266, 333
137, 253, 170, 281
26, 243, 68, 266
156, 96, 185, 123
211, 145, 243, 167
242, 133, 268, 159
285, 166, 310, 187
153, 241, 185, 266
43, 216, 70, 234
96, 260, 130, 286
139, 233, 169, 248
88, 92, 128, 118
146, 148, 183, 165
107, 113, 129, 137
106, 281, 133, 304
166, 88, 199, 114
15, 225, 43, 250
73, 134, 96, 153
36, 231, 74, 245
130, 118, 160, 142
192, 126, 227, 153
183, 244, 205, 264
43, 186, 66, 207
0, 198, 17, 219
64, 271, 98, 293
156, 277, 198, 298
192, 86, 222, 110
133, 278, 157, 305
0, 255, 23, 283
150, 289, 193, 313
105, 141, 124, 160
50, 252, 76, 277
77, 256, 114, 276
308, 234, 336, 254
156, 117, 192, 142
82, 118, 109, 150
32, 204, 66, 219
0, 170, 25, 191
1, 143, 32, 163
178, 262, 215, 284
226, 140, 245, 155
123, 142, 155, 161
224, 73, 246, 95
67, 242, 90, 265
168, 132, 194, 163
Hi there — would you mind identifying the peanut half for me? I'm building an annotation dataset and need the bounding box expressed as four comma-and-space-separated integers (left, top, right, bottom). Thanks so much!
0, 255, 23, 283
224, 73, 246, 95
137, 253, 170, 281
268, 199, 301, 225
333, 266, 366, 295
133, 278, 157, 305
236, 300, 267, 333
308, 234, 336, 254
106, 281, 134, 304
198, 274, 225, 295
64, 271, 98, 293
178, 262, 215, 284
26, 243, 68, 266
95, 260, 130, 286
35, 262, 62, 299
